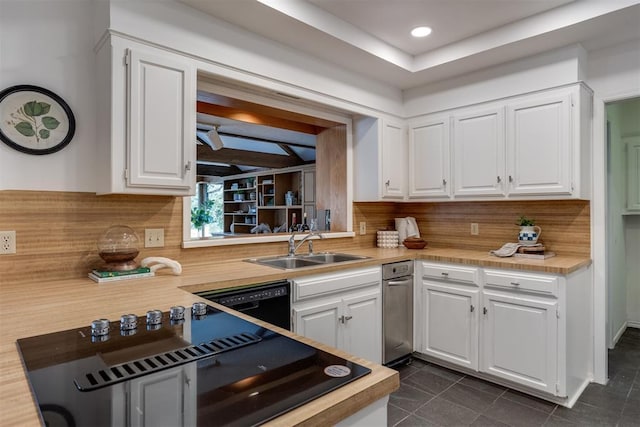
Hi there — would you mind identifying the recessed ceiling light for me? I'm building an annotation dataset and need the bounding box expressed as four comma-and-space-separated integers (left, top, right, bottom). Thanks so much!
411, 26, 432, 38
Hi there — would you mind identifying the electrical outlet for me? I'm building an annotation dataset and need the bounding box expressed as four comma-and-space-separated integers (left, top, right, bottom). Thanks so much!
471, 223, 479, 235
359, 222, 366, 235
0, 231, 16, 254
145, 228, 165, 248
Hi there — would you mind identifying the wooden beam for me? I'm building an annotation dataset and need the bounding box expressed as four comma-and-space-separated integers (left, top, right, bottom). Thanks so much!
197, 145, 302, 169
196, 163, 242, 177
197, 101, 326, 135
197, 93, 342, 129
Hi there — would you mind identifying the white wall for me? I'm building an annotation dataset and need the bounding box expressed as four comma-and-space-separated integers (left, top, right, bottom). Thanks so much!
606, 103, 629, 345
403, 44, 587, 117
0, 0, 99, 191
620, 100, 640, 329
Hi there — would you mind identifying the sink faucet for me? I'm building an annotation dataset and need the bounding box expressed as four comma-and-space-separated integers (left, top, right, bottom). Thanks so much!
288, 231, 324, 256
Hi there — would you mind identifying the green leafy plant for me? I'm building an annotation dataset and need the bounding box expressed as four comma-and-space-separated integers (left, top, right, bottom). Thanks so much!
9, 100, 60, 143
191, 200, 214, 229
516, 215, 536, 226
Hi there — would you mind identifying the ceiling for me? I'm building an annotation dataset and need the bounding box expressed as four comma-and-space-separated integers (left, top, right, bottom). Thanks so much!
180, 0, 640, 89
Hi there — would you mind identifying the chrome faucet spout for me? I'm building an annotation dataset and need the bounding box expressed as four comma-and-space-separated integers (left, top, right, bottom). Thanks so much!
288, 230, 324, 256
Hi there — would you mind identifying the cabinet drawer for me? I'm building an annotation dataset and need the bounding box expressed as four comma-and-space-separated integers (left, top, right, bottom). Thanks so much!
422, 262, 479, 285
484, 269, 558, 295
293, 267, 381, 301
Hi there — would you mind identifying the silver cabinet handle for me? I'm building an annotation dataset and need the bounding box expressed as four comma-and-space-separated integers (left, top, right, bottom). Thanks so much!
508, 175, 513, 183
388, 279, 411, 286
339, 315, 353, 323
185, 161, 192, 171
470, 305, 475, 313
510, 282, 520, 286
442, 179, 447, 186
385, 180, 390, 186
483, 307, 488, 315
441, 272, 449, 277
497, 176, 501, 183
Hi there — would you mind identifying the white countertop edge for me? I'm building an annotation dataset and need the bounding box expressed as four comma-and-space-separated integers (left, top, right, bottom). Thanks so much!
182, 231, 356, 248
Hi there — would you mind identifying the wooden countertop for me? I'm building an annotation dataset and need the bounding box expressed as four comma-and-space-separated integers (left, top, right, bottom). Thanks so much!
0, 247, 589, 426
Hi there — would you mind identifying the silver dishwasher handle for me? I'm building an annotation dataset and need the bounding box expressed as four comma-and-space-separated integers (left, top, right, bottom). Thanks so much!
387, 279, 412, 286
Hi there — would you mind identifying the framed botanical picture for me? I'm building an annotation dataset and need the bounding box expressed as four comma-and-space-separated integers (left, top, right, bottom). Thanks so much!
0, 85, 76, 155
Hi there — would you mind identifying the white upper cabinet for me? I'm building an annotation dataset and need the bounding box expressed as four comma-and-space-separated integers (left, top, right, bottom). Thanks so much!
96, 36, 196, 195
453, 107, 505, 197
506, 92, 572, 196
381, 120, 407, 199
353, 116, 406, 201
405, 83, 591, 201
408, 115, 451, 199
127, 48, 196, 191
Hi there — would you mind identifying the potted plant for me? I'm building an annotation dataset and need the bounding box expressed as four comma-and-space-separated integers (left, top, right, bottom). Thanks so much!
191, 200, 214, 237
516, 215, 542, 245
516, 215, 535, 226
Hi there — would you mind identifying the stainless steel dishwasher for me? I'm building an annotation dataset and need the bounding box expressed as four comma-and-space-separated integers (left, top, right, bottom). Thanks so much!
383, 260, 414, 366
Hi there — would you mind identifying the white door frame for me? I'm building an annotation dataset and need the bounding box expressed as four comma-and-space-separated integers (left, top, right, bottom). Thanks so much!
592, 89, 640, 384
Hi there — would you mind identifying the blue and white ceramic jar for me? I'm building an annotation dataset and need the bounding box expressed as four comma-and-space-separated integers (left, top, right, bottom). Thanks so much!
518, 225, 542, 246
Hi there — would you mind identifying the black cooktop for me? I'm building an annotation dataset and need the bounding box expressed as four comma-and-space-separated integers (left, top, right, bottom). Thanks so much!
17, 304, 370, 426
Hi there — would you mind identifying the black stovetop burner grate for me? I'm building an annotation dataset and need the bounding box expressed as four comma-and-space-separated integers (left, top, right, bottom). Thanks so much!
74, 332, 261, 391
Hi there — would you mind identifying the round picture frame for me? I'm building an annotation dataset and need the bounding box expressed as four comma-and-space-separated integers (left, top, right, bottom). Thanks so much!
0, 85, 76, 155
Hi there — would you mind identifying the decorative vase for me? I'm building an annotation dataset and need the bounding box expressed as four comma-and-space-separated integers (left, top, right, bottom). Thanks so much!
518, 225, 542, 246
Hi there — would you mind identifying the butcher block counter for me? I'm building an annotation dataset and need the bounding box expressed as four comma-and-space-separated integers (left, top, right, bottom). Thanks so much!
0, 247, 590, 426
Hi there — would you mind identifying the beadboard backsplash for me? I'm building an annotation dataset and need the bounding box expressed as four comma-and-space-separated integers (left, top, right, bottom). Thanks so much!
354, 200, 590, 256
0, 191, 589, 284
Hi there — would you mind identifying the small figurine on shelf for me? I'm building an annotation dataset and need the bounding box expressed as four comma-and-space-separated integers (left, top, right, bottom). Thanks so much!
300, 212, 310, 232
289, 213, 298, 232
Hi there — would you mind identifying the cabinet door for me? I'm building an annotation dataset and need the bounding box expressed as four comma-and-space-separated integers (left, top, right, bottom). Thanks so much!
481, 291, 558, 394
127, 48, 195, 191
626, 137, 640, 210
381, 120, 406, 199
293, 298, 342, 350
408, 116, 451, 199
343, 288, 382, 363
453, 107, 505, 197
422, 282, 479, 370
506, 94, 571, 195
129, 366, 193, 427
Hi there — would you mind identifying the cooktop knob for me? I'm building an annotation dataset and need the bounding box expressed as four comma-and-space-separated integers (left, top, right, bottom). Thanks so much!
192, 302, 207, 317
90, 319, 110, 337
170, 305, 185, 321
120, 314, 138, 331
146, 310, 163, 325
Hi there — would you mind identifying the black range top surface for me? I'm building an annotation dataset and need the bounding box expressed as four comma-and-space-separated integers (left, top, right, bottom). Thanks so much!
16, 304, 370, 426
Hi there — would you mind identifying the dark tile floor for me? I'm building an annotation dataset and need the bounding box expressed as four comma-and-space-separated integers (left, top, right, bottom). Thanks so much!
388, 328, 640, 426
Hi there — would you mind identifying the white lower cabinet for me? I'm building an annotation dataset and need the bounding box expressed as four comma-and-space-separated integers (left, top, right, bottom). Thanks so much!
292, 267, 382, 364
421, 278, 479, 370
417, 261, 592, 406
481, 290, 558, 394
111, 365, 196, 427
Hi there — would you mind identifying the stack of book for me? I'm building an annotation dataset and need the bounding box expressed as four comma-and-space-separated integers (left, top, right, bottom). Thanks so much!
514, 245, 556, 260
88, 267, 154, 283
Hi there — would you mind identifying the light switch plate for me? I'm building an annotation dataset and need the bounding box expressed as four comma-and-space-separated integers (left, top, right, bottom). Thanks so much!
145, 228, 165, 248
359, 222, 366, 235
471, 223, 479, 235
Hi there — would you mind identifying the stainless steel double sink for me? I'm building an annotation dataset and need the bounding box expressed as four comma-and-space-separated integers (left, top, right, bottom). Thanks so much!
245, 252, 369, 270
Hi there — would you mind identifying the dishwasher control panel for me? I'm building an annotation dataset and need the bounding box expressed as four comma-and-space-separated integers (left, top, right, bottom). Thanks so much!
382, 260, 414, 280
